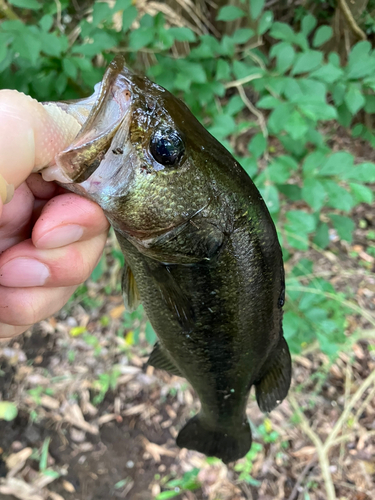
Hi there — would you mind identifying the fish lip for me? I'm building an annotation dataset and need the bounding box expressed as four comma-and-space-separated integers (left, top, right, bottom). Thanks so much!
47, 56, 133, 184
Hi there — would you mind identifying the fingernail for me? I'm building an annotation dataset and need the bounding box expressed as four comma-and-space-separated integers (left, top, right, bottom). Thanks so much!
36, 224, 84, 249
0, 258, 49, 287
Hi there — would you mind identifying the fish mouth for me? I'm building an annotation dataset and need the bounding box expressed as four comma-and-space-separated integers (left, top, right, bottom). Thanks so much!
43, 56, 133, 184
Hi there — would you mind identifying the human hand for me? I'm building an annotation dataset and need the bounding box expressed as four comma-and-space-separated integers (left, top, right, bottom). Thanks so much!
0, 90, 109, 340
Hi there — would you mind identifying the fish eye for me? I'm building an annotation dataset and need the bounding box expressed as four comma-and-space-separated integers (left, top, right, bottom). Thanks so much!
150, 127, 184, 166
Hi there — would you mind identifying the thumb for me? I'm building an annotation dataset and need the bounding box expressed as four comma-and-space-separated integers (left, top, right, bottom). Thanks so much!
0, 90, 80, 204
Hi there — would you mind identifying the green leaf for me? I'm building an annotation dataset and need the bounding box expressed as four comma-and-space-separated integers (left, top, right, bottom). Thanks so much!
302, 178, 326, 211
269, 22, 295, 42
332, 82, 346, 106
364, 95, 375, 113
310, 63, 343, 83
250, 0, 265, 20
241, 157, 258, 178
217, 5, 245, 21
278, 184, 302, 201
344, 84, 365, 115
122, 6, 138, 32
285, 210, 316, 250
271, 42, 295, 73
346, 42, 375, 79
55, 73, 67, 95
259, 184, 279, 214
319, 152, 354, 176
291, 50, 322, 75
314, 222, 330, 249
91, 256, 105, 282
293, 32, 309, 51
0, 44, 7, 64
248, 134, 267, 159
301, 14, 317, 36
73, 31, 117, 56
0, 402, 18, 421
337, 103, 353, 127
168, 27, 196, 42
267, 155, 297, 183
8, 0, 41, 9
208, 114, 236, 139
219, 35, 235, 56
156, 491, 181, 500
224, 95, 244, 115
12, 30, 42, 64
128, 27, 154, 50
302, 150, 327, 175
92, 2, 112, 27
231, 28, 254, 44
145, 322, 157, 344
268, 103, 294, 133
312, 25, 333, 47
349, 182, 373, 204
257, 95, 280, 109
231, 59, 258, 80
284, 110, 309, 139
323, 180, 355, 212
40, 33, 66, 57
343, 162, 375, 182
62, 58, 78, 79
258, 10, 273, 35
216, 59, 230, 80
286, 210, 316, 233
39, 14, 53, 32
328, 214, 355, 242
114, 0, 132, 9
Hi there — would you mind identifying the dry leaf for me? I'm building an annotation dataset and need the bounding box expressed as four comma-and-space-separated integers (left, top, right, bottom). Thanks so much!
63, 403, 98, 435
109, 304, 125, 319
0, 477, 43, 500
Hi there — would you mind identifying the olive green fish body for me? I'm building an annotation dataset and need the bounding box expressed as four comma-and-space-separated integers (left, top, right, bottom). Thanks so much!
51, 57, 291, 463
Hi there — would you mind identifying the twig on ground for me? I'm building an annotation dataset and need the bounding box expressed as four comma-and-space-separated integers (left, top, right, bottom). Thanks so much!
324, 368, 375, 452
225, 74, 263, 89
289, 395, 336, 500
339, 363, 352, 476
0, 0, 19, 20
237, 85, 268, 139
287, 456, 318, 500
338, 0, 367, 40
291, 367, 375, 499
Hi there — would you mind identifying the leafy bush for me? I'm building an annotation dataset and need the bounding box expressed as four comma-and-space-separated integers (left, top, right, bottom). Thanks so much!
1, 0, 373, 357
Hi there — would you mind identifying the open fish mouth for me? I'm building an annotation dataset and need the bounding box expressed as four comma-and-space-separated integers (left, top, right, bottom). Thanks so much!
42, 56, 133, 184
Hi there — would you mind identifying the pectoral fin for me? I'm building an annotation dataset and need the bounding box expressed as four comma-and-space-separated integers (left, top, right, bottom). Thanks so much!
255, 336, 292, 413
148, 342, 182, 376
121, 262, 140, 312
145, 262, 195, 332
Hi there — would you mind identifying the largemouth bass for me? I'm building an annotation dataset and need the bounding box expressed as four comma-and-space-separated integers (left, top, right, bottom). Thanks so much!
44, 57, 292, 463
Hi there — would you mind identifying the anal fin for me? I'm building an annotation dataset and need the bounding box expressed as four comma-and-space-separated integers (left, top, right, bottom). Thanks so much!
148, 342, 183, 377
255, 336, 292, 413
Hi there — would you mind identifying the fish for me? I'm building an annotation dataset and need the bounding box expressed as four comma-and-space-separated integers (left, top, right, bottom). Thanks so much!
43, 56, 292, 463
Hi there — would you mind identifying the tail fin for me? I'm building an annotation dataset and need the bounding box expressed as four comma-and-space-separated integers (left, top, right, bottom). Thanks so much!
176, 414, 251, 463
